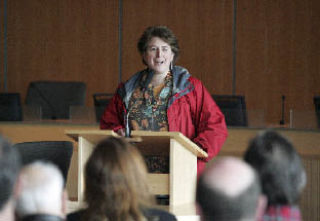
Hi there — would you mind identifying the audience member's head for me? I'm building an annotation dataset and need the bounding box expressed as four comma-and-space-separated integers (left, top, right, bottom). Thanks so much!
244, 130, 306, 206
196, 157, 266, 221
0, 135, 21, 221
84, 137, 154, 221
15, 161, 67, 220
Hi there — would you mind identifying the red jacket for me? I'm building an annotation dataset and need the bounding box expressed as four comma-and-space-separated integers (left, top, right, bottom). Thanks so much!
100, 66, 228, 174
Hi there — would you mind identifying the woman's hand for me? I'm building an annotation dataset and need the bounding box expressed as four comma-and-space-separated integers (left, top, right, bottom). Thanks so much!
116, 128, 125, 136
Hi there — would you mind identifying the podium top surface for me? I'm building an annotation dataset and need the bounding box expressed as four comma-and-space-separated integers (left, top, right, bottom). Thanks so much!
65, 129, 208, 158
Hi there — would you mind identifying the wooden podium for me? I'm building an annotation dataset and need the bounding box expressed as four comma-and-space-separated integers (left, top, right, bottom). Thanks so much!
66, 130, 208, 207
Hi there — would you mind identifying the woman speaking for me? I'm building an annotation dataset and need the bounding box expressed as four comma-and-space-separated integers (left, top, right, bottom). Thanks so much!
100, 25, 228, 174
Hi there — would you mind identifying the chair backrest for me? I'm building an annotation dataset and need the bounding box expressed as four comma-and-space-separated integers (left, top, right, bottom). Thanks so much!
0, 93, 23, 121
93, 93, 113, 122
212, 95, 248, 127
13, 141, 73, 184
314, 96, 320, 128
25, 81, 86, 119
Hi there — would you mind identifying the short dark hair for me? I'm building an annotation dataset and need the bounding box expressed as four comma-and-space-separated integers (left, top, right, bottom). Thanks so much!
196, 170, 261, 221
244, 130, 306, 205
0, 135, 20, 210
137, 25, 180, 65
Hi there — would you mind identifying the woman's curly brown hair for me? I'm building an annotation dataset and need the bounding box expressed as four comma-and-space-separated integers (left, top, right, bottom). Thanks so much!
137, 25, 180, 65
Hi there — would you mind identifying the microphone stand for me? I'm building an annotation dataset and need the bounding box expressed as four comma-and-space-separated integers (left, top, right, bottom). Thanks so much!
279, 95, 285, 125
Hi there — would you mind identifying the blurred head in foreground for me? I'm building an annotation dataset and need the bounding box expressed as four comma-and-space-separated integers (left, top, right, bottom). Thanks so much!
196, 157, 266, 221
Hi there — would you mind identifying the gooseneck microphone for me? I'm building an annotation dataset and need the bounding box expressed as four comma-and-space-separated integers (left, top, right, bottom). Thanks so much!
124, 110, 131, 137
279, 95, 285, 125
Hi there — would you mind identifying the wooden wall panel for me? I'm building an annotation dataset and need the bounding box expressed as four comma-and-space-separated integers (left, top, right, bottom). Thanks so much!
0, 1, 4, 91
236, 0, 320, 124
7, 0, 119, 105
121, 0, 233, 94
300, 158, 320, 221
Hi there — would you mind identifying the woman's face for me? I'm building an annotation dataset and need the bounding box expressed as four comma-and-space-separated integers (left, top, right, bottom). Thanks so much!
143, 37, 174, 75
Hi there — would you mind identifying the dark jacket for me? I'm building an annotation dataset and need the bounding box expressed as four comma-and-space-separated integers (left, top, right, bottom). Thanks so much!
67, 207, 177, 221
20, 214, 64, 221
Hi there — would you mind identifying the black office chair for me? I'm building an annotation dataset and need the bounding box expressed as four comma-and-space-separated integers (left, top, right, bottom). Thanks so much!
13, 141, 73, 185
0, 93, 23, 121
93, 93, 113, 122
212, 95, 248, 127
314, 96, 320, 128
25, 81, 86, 119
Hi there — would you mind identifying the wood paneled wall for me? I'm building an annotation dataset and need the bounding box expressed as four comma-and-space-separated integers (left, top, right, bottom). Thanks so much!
1, 0, 319, 125
5, 0, 119, 103
236, 1, 320, 126
0, 0, 5, 91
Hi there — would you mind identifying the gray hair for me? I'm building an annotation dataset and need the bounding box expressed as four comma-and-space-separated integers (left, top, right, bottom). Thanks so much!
16, 161, 64, 216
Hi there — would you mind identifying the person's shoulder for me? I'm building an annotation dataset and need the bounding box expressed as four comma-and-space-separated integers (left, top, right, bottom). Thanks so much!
173, 66, 192, 78
188, 76, 202, 84
188, 75, 204, 89
143, 207, 177, 221
173, 66, 201, 83
173, 65, 189, 74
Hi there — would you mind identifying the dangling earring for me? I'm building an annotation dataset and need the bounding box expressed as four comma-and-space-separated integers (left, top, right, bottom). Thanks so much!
170, 62, 173, 71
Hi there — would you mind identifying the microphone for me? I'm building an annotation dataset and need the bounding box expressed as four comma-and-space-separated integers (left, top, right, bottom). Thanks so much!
124, 110, 131, 137
29, 83, 57, 120
279, 95, 285, 125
